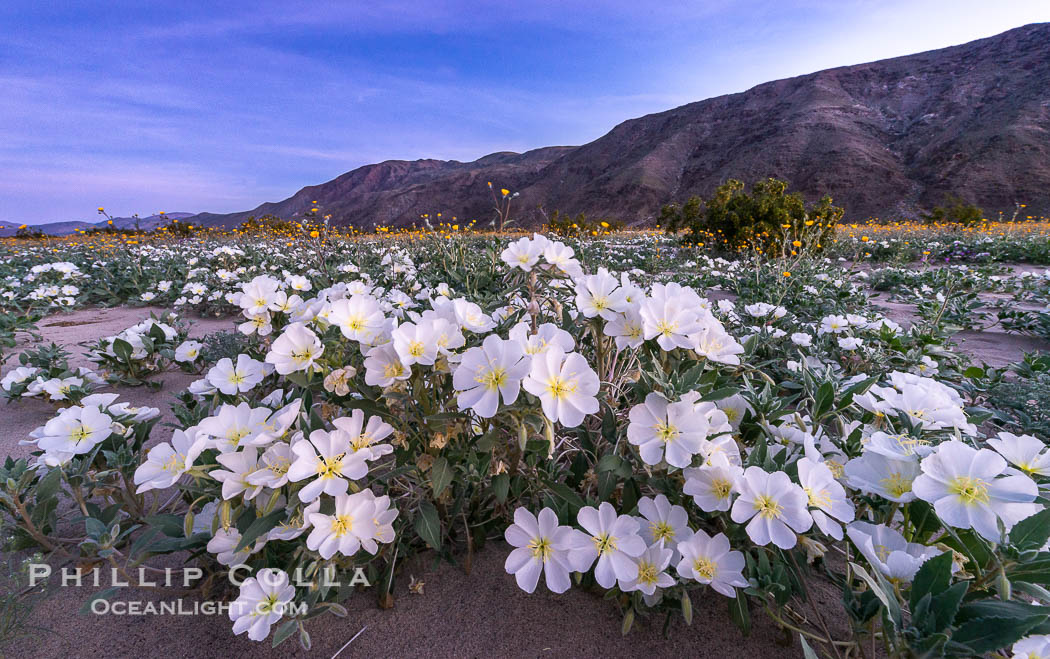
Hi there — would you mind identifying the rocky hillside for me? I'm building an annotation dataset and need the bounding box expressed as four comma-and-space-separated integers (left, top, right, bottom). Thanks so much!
192, 23, 1050, 228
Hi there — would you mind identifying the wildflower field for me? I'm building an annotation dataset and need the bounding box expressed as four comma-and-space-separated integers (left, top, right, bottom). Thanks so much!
3, 218, 1050, 657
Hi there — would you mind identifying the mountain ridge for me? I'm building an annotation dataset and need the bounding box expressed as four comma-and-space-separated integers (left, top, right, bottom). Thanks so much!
188, 23, 1050, 228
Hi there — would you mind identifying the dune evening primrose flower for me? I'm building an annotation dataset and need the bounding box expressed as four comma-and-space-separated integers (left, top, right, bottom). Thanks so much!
207, 527, 265, 566
509, 321, 575, 356
912, 440, 1039, 542
675, 529, 748, 597
265, 322, 323, 375
286, 429, 369, 502
844, 449, 921, 502
568, 502, 646, 588
207, 354, 266, 395
504, 507, 575, 594
134, 426, 207, 493
522, 348, 599, 428
638, 282, 707, 351
174, 340, 204, 363
330, 409, 395, 460
684, 462, 741, 512
363, 343, 410, 387
627, 392, 712, 468
846, 521, 944, 582
619, 542, 675, 597
453, 335, 531, 418
501, 236, 544, 271
987, 431, 1050, 477
305, 490, 381, 559
637, 495, 690, 563
210, 447, 262, 500
197, 402, 273, 452
1012, 635, 1050, 659
229, 568, 296, 642
37, 404, 113, 455
730, 466, 813, 549
574, 267, 628, 320
328, 294, 386, 345
391, 320, 439, 367
246, 441, 295, 490
604, 307, 645, 350
796, 457, 854, 540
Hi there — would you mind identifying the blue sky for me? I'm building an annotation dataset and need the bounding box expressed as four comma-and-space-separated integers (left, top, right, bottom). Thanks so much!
3, 1, 1048, 223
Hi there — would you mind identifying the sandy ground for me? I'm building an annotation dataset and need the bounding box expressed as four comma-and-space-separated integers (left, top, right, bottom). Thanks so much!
1, 297, 1046, 657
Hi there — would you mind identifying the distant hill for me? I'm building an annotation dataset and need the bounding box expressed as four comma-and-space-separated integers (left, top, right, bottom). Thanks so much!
0, 213, 195, 237
189, 23, 1050, 229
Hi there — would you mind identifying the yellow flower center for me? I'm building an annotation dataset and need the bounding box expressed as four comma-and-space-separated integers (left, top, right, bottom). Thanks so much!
593, 533, 618, 555
407, 341, 425, 358
754, 494, 783, 519
636, 561, 659, 585
654, 421, 677, 443
545, 376, 577, 400
331, 514, 353, 537
693, 557, 717, 579
317, 454, 345, 479
879, 472, 913, 498
948, 476, 990, 505
527, 536, 553, 561
476, 367, 507, 392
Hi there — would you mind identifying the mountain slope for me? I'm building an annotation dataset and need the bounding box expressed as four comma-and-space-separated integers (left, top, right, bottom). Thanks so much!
193, 23, 1050, 228
0, 213, 195, 237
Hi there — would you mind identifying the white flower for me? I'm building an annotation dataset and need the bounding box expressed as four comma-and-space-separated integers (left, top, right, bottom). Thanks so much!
265, 322, 323, 375
238, 275, 281, 315
207, 354, 266, 395
330, 409, 395, 460
574, 267, 628, 320
604, 308, 645, 350
846, 522, 943, 582
210, 448, 262, 500
453, 335, 531, 418
838, 337, 863, 350
207, 527, 264, 566
730, 466, 813, 549
391, 321, 438, 366
639, 282, 707, 351
692, 322, 745, 365
509, 322, 574, 356
174, 340, 204, 362
627, 392, 713, 468
988, 431, 1050, 477
501, 236, 544, 271
844, 450, 921, 503
675, 529, 748, 597
791, 332, 812, 347
522, 348, 599, 428
1012, 635, 1050, 659
637, 495, 690, 563
504, 507, 575, 594
619, 542, 675, 597
684, 463, 741, 512
286, 429, 369, 502
37, 405, 114, 455
134, 427, 207, 493
323, 366, 356, 396
567, 502, 646, 588
819, 315, 849, 334
229, 568, 296, 642
912, 440, 1039, 541
796, 457, 854, 540
246, 441, 295, 490
305, 490, 382, 559
197, 402, 273, 452
363, 343, 410, 387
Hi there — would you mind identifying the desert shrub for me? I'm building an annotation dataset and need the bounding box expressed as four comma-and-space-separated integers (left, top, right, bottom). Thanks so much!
921, 195, 984, 226
660, 178, 843, 256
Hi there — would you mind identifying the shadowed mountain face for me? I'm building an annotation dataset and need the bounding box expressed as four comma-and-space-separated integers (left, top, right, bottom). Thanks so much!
192, 23, 1050, 229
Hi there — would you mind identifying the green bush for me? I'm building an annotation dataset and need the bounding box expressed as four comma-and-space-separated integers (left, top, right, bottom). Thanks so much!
660, 178, 843, 256
921, 195, 984, 226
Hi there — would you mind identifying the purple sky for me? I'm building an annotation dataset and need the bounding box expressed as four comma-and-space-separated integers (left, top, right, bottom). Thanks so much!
2, 0, 1047, 223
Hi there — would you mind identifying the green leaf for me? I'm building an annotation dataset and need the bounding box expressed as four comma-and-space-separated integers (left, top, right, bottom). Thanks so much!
272, 620, 297, 648
850, 562, 902, 631
956, 599, 1050, 623
1006, 557, 1050, 586
492, 473, 510, 504
910, 551, 954, 610
951, 615, 1048, 654
35, 468, 62, 502
1010, 508, 1050, 552
799, 635, 819, 659
414, 501, 442, 551
546, 482, 585, 511
430, 457, 453, 497
234, 508, 285, 553
728, 590, 751, 635
700, 387, 739, 403
145, 514, 185, 538
930, 582, 967, 633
